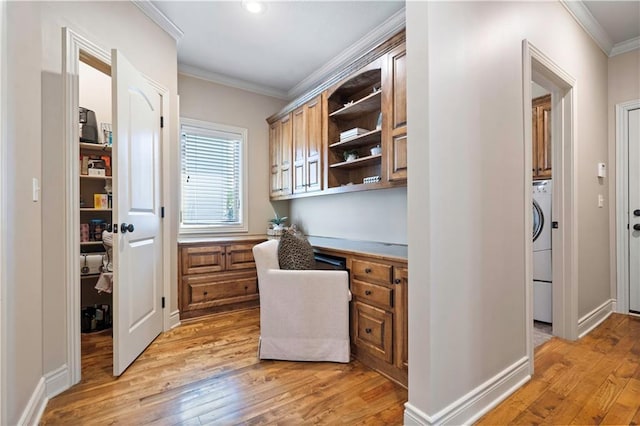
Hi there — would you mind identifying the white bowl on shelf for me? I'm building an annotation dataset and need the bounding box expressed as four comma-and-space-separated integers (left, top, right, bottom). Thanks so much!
370, 146, 382, 155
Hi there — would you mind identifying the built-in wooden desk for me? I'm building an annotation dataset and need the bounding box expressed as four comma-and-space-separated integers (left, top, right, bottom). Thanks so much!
308, 236, 408, 388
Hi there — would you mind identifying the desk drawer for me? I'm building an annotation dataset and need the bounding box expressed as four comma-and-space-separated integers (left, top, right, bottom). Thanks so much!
351, 259, 392, 284
352, 279, 393, 309
185, 273, 257, 305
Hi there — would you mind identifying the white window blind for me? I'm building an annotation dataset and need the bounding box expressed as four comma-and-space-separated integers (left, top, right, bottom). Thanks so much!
180, 118, 248, 233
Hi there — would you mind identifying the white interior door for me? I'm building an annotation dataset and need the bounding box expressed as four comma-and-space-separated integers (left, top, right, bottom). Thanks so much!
629, 108, 640, 313
112, 49, 163, 376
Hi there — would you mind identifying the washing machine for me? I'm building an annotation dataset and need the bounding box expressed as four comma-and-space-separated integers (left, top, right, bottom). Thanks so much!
533, 180, 552, 323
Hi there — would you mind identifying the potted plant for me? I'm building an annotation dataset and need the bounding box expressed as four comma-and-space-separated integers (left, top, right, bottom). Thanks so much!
269, 213, 288, 231
343, 149, 359, 162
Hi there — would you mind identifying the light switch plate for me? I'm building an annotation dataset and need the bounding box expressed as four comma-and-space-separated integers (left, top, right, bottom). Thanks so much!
597, 162, 606, 178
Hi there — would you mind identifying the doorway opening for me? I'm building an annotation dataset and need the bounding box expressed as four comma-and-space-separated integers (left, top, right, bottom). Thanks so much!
78, 54, 114, 365
63, 28, 169, 387
523, 40, 578, 373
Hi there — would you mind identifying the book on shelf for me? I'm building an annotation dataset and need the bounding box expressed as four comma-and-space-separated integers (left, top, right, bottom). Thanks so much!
339, 127, 369, 141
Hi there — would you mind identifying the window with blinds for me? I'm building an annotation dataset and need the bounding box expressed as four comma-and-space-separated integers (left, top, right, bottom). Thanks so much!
180, 118, 248, 233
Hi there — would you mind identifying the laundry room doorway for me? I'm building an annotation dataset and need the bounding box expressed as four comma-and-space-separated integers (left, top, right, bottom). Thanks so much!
523, 40, 579, 373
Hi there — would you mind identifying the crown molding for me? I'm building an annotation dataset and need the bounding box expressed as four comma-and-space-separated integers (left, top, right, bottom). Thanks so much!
178, 65, 289, 100
560, 0, 613, 55
610, 36, 640, 57
287, 7, 406, 100
132, 0, 184, 42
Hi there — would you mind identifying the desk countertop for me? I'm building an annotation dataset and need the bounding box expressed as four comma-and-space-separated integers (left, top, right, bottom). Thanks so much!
307, 236, 407, 261
177, 234, 408, 262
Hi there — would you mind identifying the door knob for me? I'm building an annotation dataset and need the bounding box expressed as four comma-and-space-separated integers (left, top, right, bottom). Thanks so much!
120, 223, 135, 233
634, 209, 640, 217
634, 224, 640, 231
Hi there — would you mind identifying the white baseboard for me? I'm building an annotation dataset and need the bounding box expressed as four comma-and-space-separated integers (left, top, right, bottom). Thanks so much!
168, 309, 181, 330
404, 357, 530, 425
578, 298, 615, 338
45, 364, 70, 400
17, 377, 47, 426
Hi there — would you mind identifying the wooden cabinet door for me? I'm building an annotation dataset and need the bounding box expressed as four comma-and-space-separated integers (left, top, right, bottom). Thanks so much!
181, 245, 225, 275
353, 301, 393, 363
394, 267, 408, 372
306, 97, 323, 193
533, 95, 552, 179
269, 121, 281, 197
280, 114, 293, 195
225, 243, 257, 270
292, 106, 307, 194
384, 44, 407, 182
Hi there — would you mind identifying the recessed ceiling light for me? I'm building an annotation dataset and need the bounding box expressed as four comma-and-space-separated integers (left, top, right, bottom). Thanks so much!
242, 0, 266, 14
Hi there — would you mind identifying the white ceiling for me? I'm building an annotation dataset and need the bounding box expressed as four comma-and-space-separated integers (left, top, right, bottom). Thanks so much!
151, 1, 405, 99
583, 0, 640, 45
142, 1, 639, 100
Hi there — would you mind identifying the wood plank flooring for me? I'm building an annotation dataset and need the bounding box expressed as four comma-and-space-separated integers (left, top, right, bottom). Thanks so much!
40, 308, 407, 425
478, 313, 640, 425
41, 310, 640, 425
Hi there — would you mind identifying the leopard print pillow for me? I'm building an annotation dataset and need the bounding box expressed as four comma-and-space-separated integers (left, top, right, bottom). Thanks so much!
277, 230, 316, 270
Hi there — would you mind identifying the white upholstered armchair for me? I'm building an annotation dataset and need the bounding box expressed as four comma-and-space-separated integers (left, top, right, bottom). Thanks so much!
252, 239, 351, 363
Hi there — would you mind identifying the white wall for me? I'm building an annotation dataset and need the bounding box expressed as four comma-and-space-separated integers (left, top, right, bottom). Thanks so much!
177, 73, 288, 235
608, 49, 640, 298
406, 1, 609, 420
290, 187, 407, 244
5, 3, 43, 423
6, 2, 179, 423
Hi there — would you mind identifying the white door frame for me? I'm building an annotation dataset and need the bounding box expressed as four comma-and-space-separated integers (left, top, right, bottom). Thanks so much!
0, 1, 7, 423
522, 40, 578, 373
615, 100, 640, 314
62, 28, 170, 386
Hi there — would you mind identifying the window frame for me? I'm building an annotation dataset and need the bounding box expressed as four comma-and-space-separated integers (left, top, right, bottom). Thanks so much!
179, 117, 249, 235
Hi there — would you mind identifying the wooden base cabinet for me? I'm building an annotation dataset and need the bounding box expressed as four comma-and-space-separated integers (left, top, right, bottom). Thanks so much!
179, 240, 264, 319
349, 256, 408, 387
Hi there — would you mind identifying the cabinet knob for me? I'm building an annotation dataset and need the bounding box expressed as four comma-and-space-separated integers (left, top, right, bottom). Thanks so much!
394, 278, 401, 284
365, 268, 372, 273
365, 290, 372, 296
365, 328, 372, 334
203, 291, 208, 296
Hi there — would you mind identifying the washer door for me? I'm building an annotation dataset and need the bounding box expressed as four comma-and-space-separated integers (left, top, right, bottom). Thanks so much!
533, 200, 544, 242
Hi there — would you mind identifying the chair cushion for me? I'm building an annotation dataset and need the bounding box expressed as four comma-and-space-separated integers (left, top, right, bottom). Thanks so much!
278, 230, 316, 270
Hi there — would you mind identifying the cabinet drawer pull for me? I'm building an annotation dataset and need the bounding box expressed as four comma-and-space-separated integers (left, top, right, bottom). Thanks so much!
365, 328, 372, 334
203, 291, 208, 296
365, 268, 372, 273
365, 290, 372, 295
